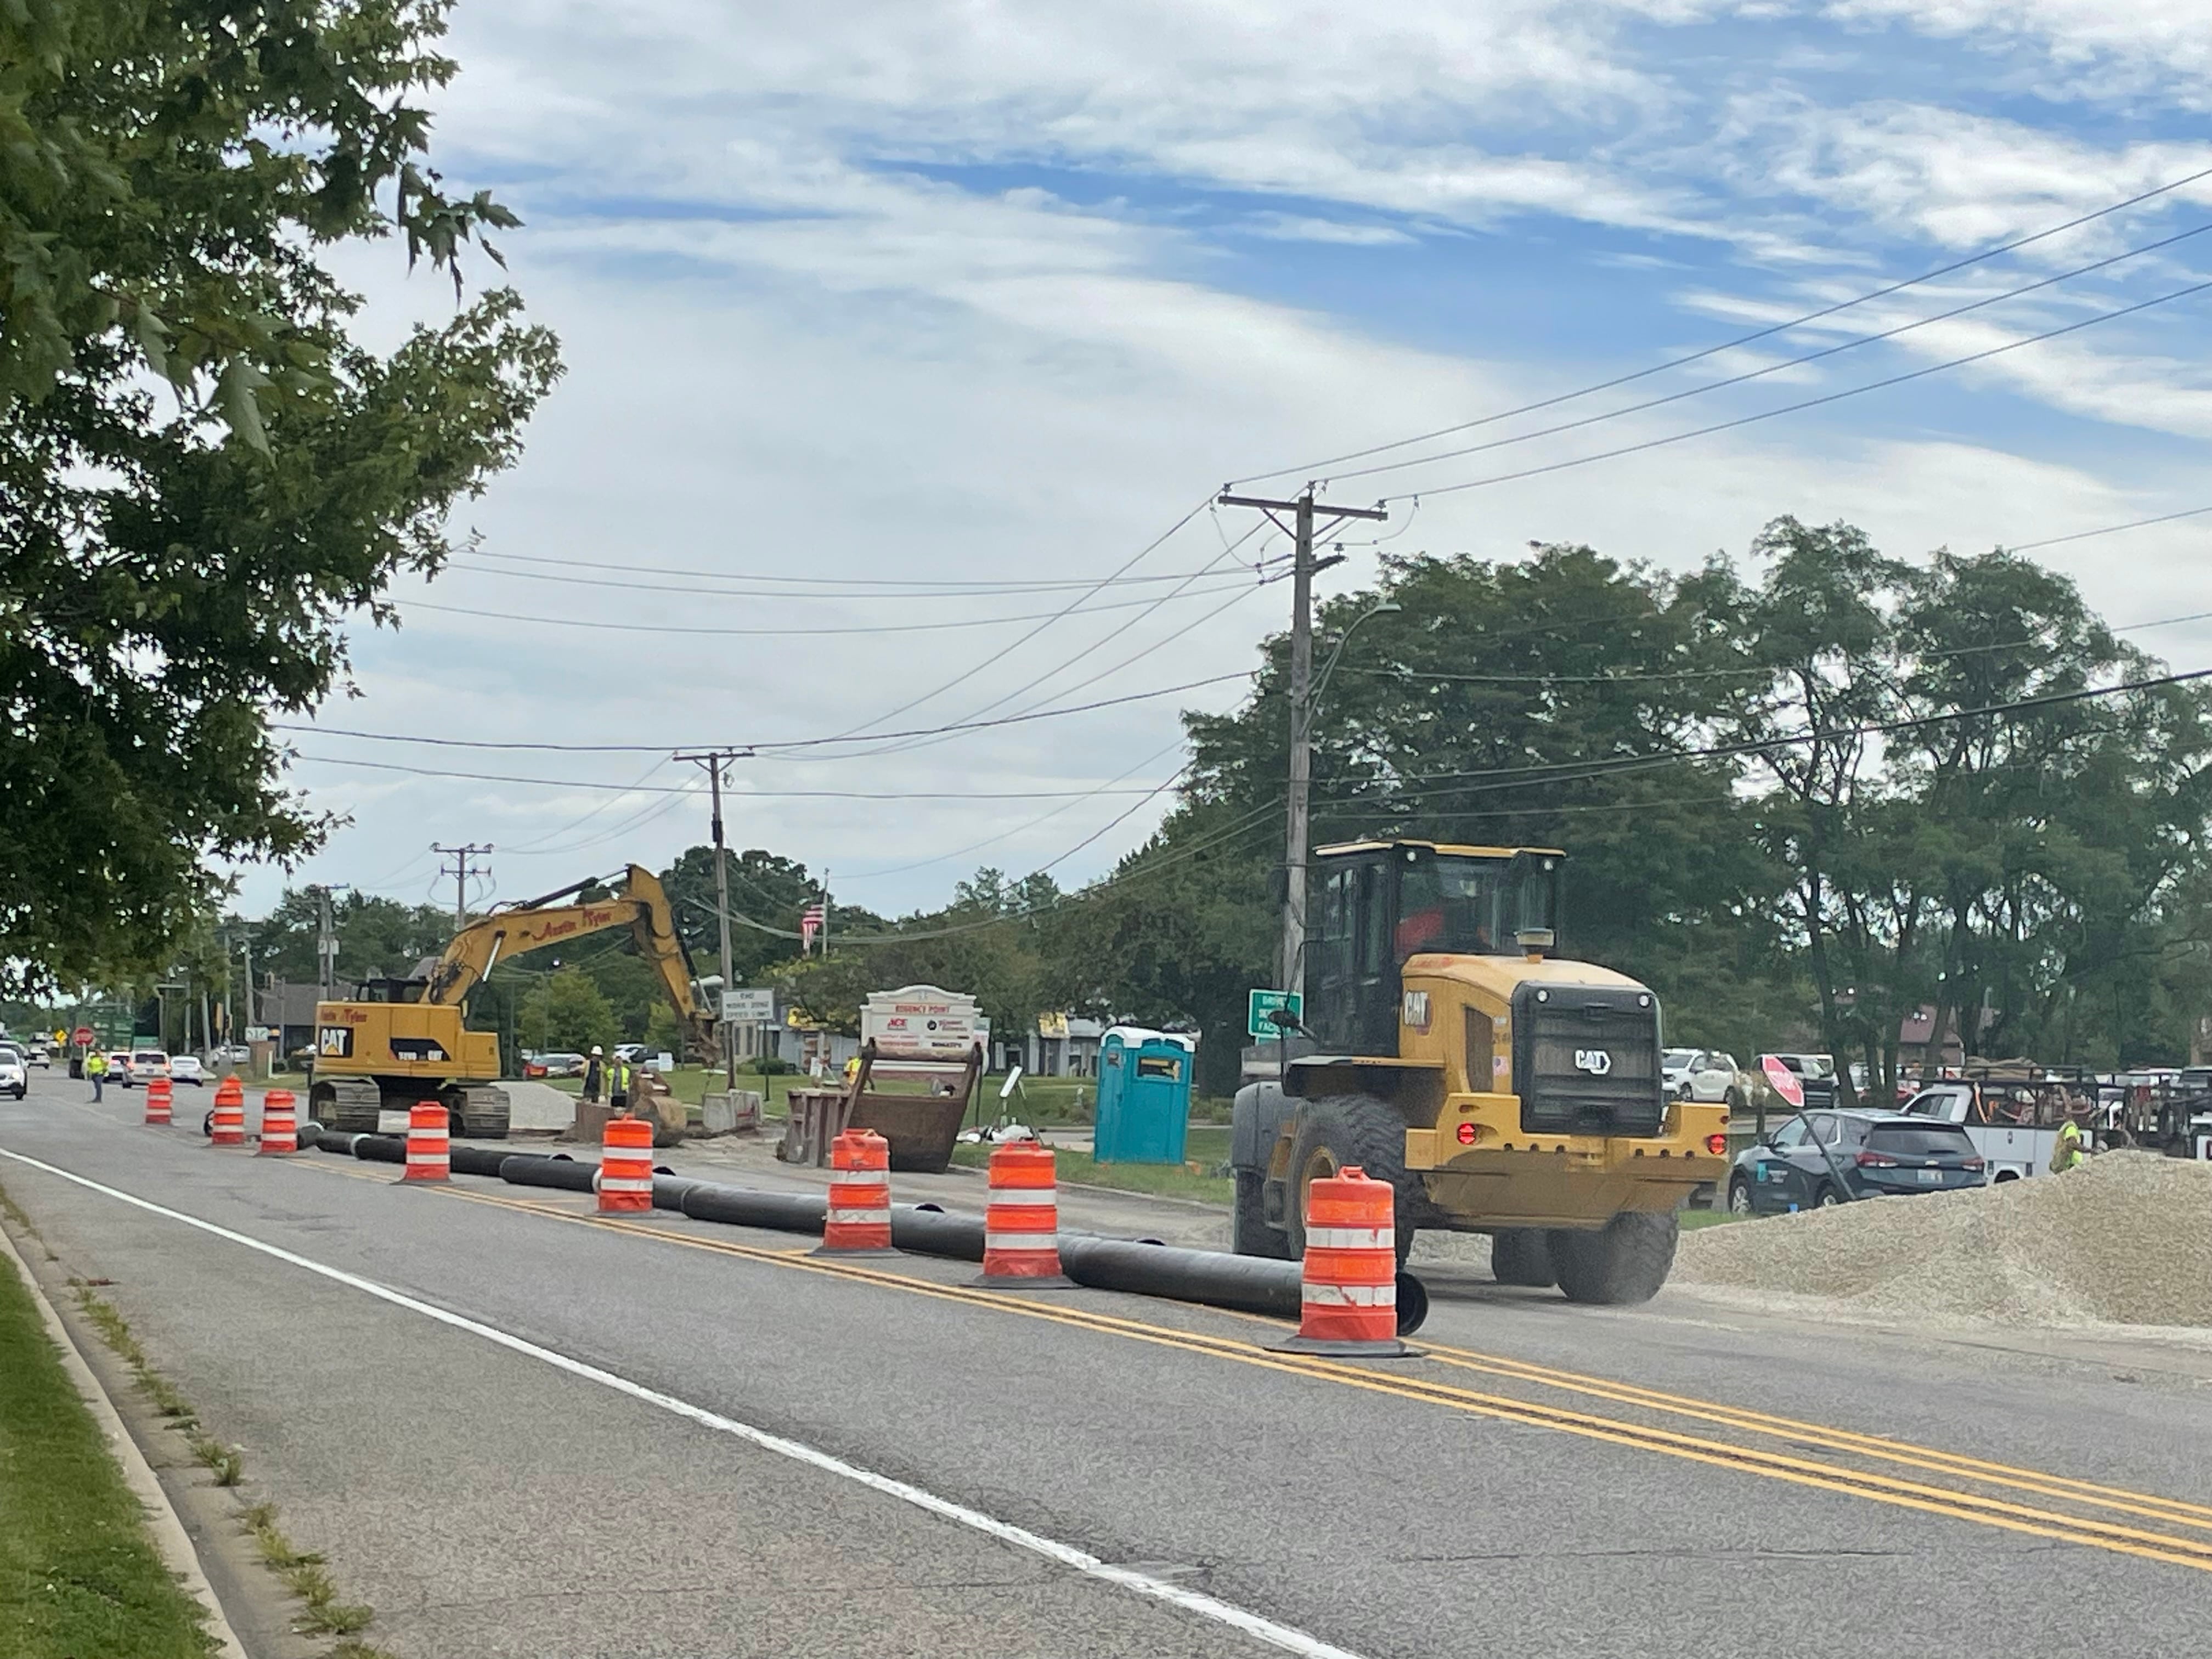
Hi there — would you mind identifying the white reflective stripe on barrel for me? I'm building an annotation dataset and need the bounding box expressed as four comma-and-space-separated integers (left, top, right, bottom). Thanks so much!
1300, 1282, 1396, 1307
827, 1206, 890, 1225
597, 1176, 654, 1193
986, 1189, 1057, 1207
1305, 1227, 1391, 1250
984, 1233, 1058, 1252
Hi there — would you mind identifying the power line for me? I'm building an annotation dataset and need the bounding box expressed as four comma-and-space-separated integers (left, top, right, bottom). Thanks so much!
402, 578, 1258, 637
1324, 217, 2212, 485
815, 516, 1275, 763
1331, 604, 2212, 688
1380, 272, 2212, 503
815, 494, 1217, 743
1232, 160, 2212, 487
270, 668, 1251, 756
1295, 664, 2212, 803
451, 550, 1281, 595
2007, 504, 2212, 554
286, 753, 1181, 799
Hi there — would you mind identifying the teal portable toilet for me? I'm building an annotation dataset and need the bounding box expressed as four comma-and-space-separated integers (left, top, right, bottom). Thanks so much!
1093, 1026, 1196, 1164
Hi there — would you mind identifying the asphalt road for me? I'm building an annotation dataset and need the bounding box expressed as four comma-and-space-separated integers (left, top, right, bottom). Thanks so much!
5, 1069, 2210, 1658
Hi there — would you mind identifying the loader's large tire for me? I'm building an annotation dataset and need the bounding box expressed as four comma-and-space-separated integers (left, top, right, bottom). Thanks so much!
1488, 1228, 1556, 1288
1549, 1211, 1679, 1306
1284, 1094, 1417, 1266
1231, 1171, 1292, 1260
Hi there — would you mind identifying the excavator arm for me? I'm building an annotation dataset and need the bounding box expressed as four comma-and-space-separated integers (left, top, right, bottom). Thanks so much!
424, 866, 719, 1059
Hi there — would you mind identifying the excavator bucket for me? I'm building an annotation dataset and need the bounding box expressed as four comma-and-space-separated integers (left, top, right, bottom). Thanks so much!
844, 1041, 983, 1172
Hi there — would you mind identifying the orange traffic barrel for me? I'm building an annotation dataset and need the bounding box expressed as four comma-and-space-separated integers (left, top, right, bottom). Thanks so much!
972, 1141, 1072, 1286
402, 1103, 450, 1182
210, 1076, 246, 1146
597, 1116, 654, 1214
143, 1075, 173, 1127
257, 1089, 298, 1156
816, 1128, 896, 1255
1268, 1166, 1412, 1357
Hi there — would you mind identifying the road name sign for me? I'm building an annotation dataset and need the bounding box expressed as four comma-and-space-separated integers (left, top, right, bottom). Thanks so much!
1247, 989, 1304, 1040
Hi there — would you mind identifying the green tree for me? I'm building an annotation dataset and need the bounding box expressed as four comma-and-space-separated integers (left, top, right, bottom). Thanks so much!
517, 967, 617, 1057
2, 0, 561, 996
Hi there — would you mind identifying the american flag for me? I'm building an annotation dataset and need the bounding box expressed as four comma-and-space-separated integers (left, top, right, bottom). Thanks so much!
800, 900, 826, 954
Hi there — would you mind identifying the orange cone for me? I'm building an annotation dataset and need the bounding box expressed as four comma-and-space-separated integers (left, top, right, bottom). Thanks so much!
1269, 1166, 1410, 1357
972, 1141, 1071, 1286
210, 1076, 246, 1147
143, 1075, 173, 1127
257, 1089, 298, 1156
402, 1103, 449, 1182
597, 1115, 654, 1214
815, 1128, 896, 1255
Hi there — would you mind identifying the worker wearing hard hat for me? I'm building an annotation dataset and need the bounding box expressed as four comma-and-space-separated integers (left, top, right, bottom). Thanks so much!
583, 1046, 604, 1103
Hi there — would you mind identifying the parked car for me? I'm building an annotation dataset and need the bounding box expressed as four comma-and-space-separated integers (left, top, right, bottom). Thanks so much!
122, 1049, 171, 1088
526, 1051, 586, 1079
1672, 1049, 1753, 1106
104, 1049, 134, 1085
207, 1044, 252, 1066
1727, 1110, 1988, 1214
169, 1054, 205, 1086
613, 1043, 650, 1065
25, 1043, 50, 1068
0, 1045, 26, 1099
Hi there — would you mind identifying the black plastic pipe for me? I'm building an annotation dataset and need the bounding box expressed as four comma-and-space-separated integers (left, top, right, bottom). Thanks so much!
1054, 1237, 1429, 1335
500, 1155, 596, 1193
352, 1134, 404, 1165
679, 1183, 829, 1233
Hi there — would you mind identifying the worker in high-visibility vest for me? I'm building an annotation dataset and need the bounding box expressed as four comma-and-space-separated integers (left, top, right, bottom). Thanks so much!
2051, 1116, 2087, 1173
84, 1048, 109, 1103
608, 1054, 631, 1115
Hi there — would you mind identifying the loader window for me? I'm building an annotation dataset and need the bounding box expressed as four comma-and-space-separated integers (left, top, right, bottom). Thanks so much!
1399, 855, 1550, 958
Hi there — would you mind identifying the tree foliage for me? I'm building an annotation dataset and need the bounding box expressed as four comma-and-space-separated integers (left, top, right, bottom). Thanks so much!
1, 0, 562, 995
516, 966, 617, 1057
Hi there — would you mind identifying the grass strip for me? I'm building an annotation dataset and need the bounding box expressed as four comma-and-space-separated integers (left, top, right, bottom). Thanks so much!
0, 1235, 217, 1658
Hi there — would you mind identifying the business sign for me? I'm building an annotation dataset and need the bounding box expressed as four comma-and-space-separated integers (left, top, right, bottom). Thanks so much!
721, 989, 775, 1022
1036, 1011, 1070, 1040
1760, 1054, 1805, 1110
246, 1025, 274, 1043
862, 984, 984, 1059
1247, 989, 1304, 1040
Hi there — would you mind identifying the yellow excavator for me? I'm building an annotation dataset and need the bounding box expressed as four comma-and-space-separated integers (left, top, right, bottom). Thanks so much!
308, 865, 716, 1137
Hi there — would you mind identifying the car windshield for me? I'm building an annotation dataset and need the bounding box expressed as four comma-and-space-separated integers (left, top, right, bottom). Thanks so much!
1663, 1049, 1695, 1067
133, 1052, 166, 1064
1868, 1125, 1977, 1156
1397, 853, 1560, 957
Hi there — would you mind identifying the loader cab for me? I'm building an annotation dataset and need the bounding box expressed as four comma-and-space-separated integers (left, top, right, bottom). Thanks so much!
1306, 841, 1564, 1056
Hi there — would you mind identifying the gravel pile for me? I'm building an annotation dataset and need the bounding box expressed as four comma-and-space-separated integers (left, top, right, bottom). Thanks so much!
1674, 1152, 2212, 1329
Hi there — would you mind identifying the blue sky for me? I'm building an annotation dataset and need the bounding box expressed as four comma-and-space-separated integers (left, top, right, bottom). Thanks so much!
261, 1, 2212, 920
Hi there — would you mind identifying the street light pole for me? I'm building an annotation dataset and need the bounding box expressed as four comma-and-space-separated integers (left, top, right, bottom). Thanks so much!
1215, 485, 1387, 996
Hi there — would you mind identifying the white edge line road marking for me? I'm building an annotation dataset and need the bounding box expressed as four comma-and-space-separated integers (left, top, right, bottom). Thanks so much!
0, 1148, 1373, 1659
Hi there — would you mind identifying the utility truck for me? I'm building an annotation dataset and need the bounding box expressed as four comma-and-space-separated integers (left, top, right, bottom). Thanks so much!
1231, 840, 1730, 1304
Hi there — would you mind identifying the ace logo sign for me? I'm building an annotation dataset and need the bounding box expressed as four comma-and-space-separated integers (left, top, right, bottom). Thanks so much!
1573, 1048, 1613, 1076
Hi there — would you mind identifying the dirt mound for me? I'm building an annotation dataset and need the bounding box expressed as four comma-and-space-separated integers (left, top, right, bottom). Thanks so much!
1675, 1153, 2212, 1329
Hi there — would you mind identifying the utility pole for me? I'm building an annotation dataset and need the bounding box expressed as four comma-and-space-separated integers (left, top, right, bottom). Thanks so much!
1215, 484, 1387, 996
313, 884, 349, 1000
675, 751, 751, 1090
432, 843, 494, 929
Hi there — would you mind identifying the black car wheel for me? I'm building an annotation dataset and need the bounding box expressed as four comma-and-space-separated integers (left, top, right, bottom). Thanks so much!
1726, 1177, 1754, 1216
1813, 1183, 1844, 1208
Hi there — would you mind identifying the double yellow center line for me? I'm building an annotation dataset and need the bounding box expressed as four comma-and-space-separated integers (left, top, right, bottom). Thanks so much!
317, 1160, 2212, 1573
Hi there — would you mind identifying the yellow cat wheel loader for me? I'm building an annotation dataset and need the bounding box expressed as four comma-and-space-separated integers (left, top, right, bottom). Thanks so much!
308, 865, 716, 1138
1231, 840, 1730, 1305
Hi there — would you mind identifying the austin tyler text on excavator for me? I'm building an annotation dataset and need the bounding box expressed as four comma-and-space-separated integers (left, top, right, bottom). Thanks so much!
307, 865, 717, 1137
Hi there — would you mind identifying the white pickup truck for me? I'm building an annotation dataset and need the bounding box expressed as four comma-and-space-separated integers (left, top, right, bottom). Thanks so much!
1897, 1081, 2071, 1182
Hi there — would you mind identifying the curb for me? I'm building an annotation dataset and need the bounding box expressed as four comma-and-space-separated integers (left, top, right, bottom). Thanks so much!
0, 1220, 250, 1659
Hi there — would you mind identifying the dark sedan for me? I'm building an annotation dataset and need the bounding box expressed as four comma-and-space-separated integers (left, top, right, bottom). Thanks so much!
1727, 1110, 1988, 1214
